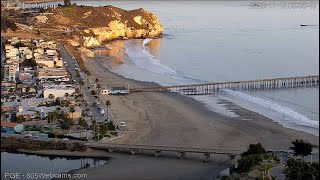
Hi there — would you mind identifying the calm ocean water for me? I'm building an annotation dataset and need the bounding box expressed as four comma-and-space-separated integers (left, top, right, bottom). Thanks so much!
72, 1, 319, 135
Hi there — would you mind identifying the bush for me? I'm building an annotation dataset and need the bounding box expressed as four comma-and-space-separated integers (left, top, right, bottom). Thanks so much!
284, 158, 319, 180
290, 139, 313, 157
48, 133, 56, 138
235, 154, 265, 173
1, 16, 17, 32
241, 143, 266, 157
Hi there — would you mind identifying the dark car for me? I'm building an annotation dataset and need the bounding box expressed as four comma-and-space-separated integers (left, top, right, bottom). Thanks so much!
91, 90, 96, 95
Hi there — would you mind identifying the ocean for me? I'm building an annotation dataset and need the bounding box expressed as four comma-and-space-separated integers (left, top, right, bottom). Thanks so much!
69, 1, 319, 135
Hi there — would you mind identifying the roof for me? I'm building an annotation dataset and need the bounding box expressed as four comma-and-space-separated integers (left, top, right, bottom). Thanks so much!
1, 121, 18, 128
111, 87, 127, 90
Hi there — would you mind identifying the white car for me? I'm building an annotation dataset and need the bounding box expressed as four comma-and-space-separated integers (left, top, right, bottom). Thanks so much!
62, 138, 69, 141
24, 134, 33, 138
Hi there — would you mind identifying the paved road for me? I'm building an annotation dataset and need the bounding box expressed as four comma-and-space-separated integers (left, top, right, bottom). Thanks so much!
269, 165, 286, 180
59, 45, 106, 125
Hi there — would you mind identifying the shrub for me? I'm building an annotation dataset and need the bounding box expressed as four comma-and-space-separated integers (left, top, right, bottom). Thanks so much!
290, 139, 313, 158
241, 143, 266, 157
284, 158, 319, 180
235, 154, 265, 173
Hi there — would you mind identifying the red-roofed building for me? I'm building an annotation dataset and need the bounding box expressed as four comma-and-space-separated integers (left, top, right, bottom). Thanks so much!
1, 121, 24, 134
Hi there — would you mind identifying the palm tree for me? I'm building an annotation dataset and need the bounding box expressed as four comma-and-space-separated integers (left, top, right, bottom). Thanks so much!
96, 84, 101, 97
70, 106, 75, 120
64, 93, 69, 99
16, 115, 24, 123
64, 0, 71, 6
79, 80, 84, 92
105, 100, 111, 121
25, 87, 30, 93
48, 111, 58, 131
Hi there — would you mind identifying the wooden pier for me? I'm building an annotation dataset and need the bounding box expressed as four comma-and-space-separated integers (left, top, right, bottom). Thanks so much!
130, 75, 319, 95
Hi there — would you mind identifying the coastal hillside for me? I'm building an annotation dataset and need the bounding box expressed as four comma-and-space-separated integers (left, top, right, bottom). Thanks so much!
43, 5, 164, 47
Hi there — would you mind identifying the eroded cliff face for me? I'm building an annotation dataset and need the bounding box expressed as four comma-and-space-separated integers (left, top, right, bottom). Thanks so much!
48, 6, 164, 48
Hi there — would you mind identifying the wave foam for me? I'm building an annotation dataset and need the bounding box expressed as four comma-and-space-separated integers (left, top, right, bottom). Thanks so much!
223, 89, 319, 128
125, 39, 203, 83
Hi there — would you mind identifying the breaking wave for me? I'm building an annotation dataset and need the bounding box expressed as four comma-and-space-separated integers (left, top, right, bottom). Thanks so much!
125, 38, 205, 84
223, 89, 319, 128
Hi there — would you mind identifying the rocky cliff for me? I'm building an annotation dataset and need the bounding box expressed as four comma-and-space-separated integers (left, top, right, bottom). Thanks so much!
47, 5, 164, 48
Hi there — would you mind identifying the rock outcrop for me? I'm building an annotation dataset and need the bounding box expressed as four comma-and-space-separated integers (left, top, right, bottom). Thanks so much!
48, 5, 164, 48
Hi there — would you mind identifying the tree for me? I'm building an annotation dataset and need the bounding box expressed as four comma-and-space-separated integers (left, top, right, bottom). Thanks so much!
60, 117, 74, 130
105, 100, 111, 120
290, 139, 313, 158
99, 123, 108, 138
70, 106, 75, 120
1, 16, 17, 32
64, 93, 70, 99
16, 115, 24, 123
64, 0, 71, 6
79, 117, 88, 129
79, 80, 84, 92
25, 87, 31, 93
48, 94, 55, 99
95, 78, 99, 84
96, 84, 101, 97
48, 111, 58, 131
284, 158, 319, 180
8, 88, 14, 94
241, 143, 266, 157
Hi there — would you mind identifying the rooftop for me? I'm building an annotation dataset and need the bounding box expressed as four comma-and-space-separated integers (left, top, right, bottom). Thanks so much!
1, 121, 18, 128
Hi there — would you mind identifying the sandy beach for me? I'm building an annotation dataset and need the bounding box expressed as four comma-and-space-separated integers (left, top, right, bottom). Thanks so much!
61, 41, 319, 179
85, 43, 319, 150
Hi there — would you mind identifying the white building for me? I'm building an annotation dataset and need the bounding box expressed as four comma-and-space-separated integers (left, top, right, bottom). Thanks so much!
4, 63, 19, 82
43, 85, 76, 98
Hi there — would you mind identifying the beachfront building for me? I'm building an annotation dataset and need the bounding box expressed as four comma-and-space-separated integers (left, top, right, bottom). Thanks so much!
35, 56, 63, 68
35, 41, 57, 49
42, 84, 76, 99
37, 68, 69, 83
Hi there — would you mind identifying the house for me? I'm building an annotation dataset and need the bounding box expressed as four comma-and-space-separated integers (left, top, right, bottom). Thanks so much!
65, 106, 82, 120
19, 72, 33, 81
3, 63, 19, 82
4, 44, 14, 50
35, 56, 63, 68
1, 122, 25, 134
37, 68, 69, 80
45, 49, 58, 56
16, 111, 39, 121
34, 106, 60, 119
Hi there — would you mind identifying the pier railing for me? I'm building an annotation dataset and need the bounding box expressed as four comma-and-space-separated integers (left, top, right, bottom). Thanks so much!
130, 75, 319, 95
87, 143, 244, 162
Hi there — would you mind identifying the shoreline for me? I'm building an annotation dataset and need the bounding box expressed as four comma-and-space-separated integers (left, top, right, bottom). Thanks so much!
80, 44, 319, 151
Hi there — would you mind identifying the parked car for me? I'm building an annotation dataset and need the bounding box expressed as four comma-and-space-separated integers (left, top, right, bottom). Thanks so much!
24, 134, 33, 138
62, 138, 69, 141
